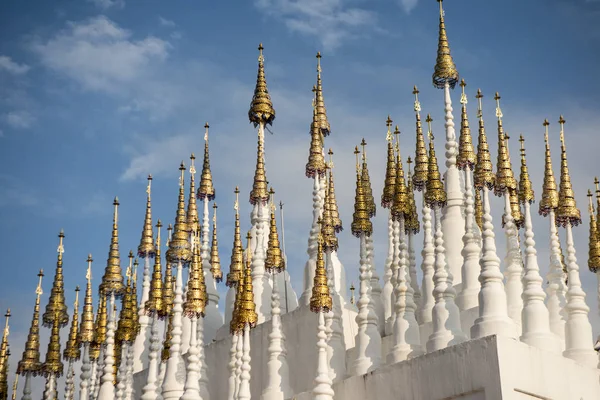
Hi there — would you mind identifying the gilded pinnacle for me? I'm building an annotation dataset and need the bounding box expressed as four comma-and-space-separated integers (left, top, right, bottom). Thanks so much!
145, 220, 164, 317
493, 93, 517, 196
43, 230, 69, 328
210, 202, 223, 282
184, 232, 207, 318
265, 188, 285, 273
351, 146, 373, 237
595, 178, 600, 239
315, 52, 331, 136
413, 86, 429, 190
138, 174, 156, 258
432, 0, 459, 89
539, 119, 559, 216
306, 92, 327, 178
556, 116, 581, 226
473, 89, 495, 190
406, 157, 420, 234
382, 116, 396, 208
310, 228, 332, 314
78, 255, 95, 344
41, 313, 63, 378
161, 313, 174, 362
131, 260, 140, 334
17, 271, 44, 375
236, 235, 258, 330
321, 166, 338, 251
198, 123, 216, 201
250, 121, 270, 205
100, 198, 125, 297
392, 126, 410, 221
588, 190, 600, 272
167, 162, 192, 264
425, 115, 447, 208
63, 287, 81, 361
361, 138, 376, 218
457, 79, 476, 170
519, 135, 534, 204
328, 149, 343, 233
186, 153, 200, 233
249, 43, 276, 126
227, 187, 244, 287
474, 187, 484, 230
92, 293, 107, 350
161, 249, 175, 318
116, 255, 136, 344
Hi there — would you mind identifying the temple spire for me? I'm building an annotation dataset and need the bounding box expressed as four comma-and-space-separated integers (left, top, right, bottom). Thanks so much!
382, 116, 396, 208
0, 311, 11, 400
186, 153, 199, 234
519, 135, 534, 204
305, 89, 327, 179
101, 199, 125, 297
351, 147, 372, 237
392, 127, 410, 221
555, 116, 581, 227
63, 287, 81, 362
248, 43, 275, 126
412, 86, 428, 190
328, 149, 343, 233
493, 93, 516, 196
473, 89, 495, 190
432, 0, 459, 89
265, 188, 285, 273
145, 221, 164, 318
456, 79, 475, 170
539, 120, 559, 216
43, 230, 69, 328
315, 52, 331, 136
198, 122, 216, 201
138, 175, 156, 258
361, 138, 376, 218
210, 203, 223, 282
167, 162, 192, 264
227, 187, 244, 287
424, 116, 446, 208
17, 271, 45, 375
587, 190, 600, 273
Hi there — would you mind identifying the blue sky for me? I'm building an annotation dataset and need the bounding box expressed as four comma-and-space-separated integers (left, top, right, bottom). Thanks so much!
1, 0, 600, 393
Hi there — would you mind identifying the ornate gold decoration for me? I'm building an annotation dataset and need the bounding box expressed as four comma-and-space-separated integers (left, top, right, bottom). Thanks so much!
145, 221, 164, 318
167, 162, 192, 264
131, 260, 140, 335
555, 116, 581, 227
518, 135, 535, 204
186, 153, 200, 234
161, 312, 174, 363
595, 178, 600, 242
41, 313, 63, 378
412, 86, 429, 190
161, 251, 175, 319
236, 233, 258, 330
315, 52, 331, 136
587, 190, 600, 273
198, 123, 216, 201
100, 198, 125, 297
473, 89, 495, 190
116, 254, 136, 344
328, 149, 343, 233
113, 332, 121, 383
508, 186, 523, 229
230, 254, 245, 335
0, 310, 11, 398
474, 187, 483, 230
210, 203, 223, 283
493, 93, 517, 196
310, 227, 332, 313
539, 120, 559, 216
250, 121, 270, 205
382, 116, 396, 208
392, 127, 410, 221
89, 342, 100, 361
92, 293, 107, 350
184, 232, 207, 318
17, 271, 44, 375
265, 188, 285, 273
321, 166, 338, 252
248, 43, 275, 126
306, 91, 327, 179
351, 146, 373, 237
457, 79, 476, 170
10, 375, 16, 400
406, 157, 420, 234
360, 138, 376, 218
425, 115, 447, 208
43, 230, 69, 328
63, 287, 81, 361
432, 0, 459, 89
227, 187, 244, 287
138, 175, 156, 258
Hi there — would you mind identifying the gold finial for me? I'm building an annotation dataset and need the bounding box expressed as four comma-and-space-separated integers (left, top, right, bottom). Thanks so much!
91, 293, 107, 353
0, 311, 10, 398
78, 256, 95, 344
161, 251, 175, 319
539, 119, 559, 216
116, 254, 136, 344
425, 115, 447, 208
493, 93, 516, 196
210, 203, 223, 282
588, 190, 600, 273
131, 259, 140, 335
63, 287, 81, 362
145, 221, 164, 317
518, 135, 534, 204
138, 175, 156, 258
161, 312, 174, 362
265, 188, 285, 273
556, 116, 581, 226
391, 126, 410, 221
17, 271, 45, 375
198, 124, 216, 201
473, 89, 495, 190
595, 178, 600, 237
184, 232, 208, 318
456, 78, 476, 170
432, 0, 459, 89
100, 198, 125, 297
249, 43, 275, 126
327, 149, 343, 233
508, 186, 524, 229
306, 88, 327, 178
227, 187, 244, 287
360, 138, 376, 218
351, 145, 373, 237
474, 186, 484, 230
41, 312, 64, 378
405, 157, 420, 234
413, 86, 428, 190
43, 230, 69, 328
10, 375, 17, 400
382, 117, 397, 208
314, 51, 331, 136
167, 163, 192, 264
186, 153, 200, 233
310, 228, 332, 313
321, 163, 338, 251
250, 117, 270, 205
236, 238, 258, 330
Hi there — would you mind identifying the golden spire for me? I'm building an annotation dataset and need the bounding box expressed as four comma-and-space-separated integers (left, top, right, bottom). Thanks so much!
186, 153, 200, 234
237, 233, 258, 329
10, 375, 16, 400
306, 91, 327, 179
131, 259, 140, 335
145, 221, 164, 318
473, 89, 495, 190
167, 162, 192, 264
412, 86, 429, 190
17, 271, 44, 375
161, 311, 174, 363
539, 119, 559, 216
351, 146, 373, 237
249, 118, 270, 205
248, 43, 275, 126
361, 138, 376, 218
382, 116, 396, 208
321, 163, 338, 252
63, 287, 81, 361
0, 310, 11, 398
210, 203, 223, 283
315, 52, 331, 136
92, 293, 107, 350
392, 126, 410, 221
138, 175, 156, 258
310, 226, 332, 314
230, 246, 245, 335
43, 230, 69, 328
595, 178, 600, 240
227, 188, 244, 287
100, 198, 125, 297
328, 149, 343, 233
116, 253, 136, 344
161, 255, 175, 319
508, 186, 523, 229
555, 116, 581, 227
198, 123, 216, 201
432, 0, 459, 89
184, 232, 207, 318
457, 79, 476, 170
493, 93, 517, 196
424, 115, 447, 208
518, 135, 534, 204
406, 157, 420, 234
587, 190, 600, 273
265, 188, 285, 273
41, 312, 64, 378
474, 187, 483, 230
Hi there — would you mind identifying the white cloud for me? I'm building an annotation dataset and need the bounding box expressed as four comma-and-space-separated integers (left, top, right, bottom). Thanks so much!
399, 0, 419, 14
32, 16, 170, 92
254, 0, 377, 51
171, 31, 183, 40
159, 16, 176, 27
87, 0, 125, 10
5, 110, 35, 129
0, 55, 30, 75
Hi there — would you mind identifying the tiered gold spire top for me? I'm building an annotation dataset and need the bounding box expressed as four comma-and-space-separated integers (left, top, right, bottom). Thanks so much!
227, 187, 244, 287
248, 43, 275, 126
63, 287, 81, 362
101, 198, 125, 297
161, 313, 174, 363
493, 93, 517, 196
315, 52, 331, 136
305, 90, 327, 179
432, 0, 459, 89
425, 115, 447, 208
392, 127, 410, 221
265, 188, 285, 273
167, 162, 192, 264
310, 226, 332, 314
595, 178, 600, 237
0, 310, 10, 398
210, 202, 223, 282
361, 138, 376, 218
236, 233, 258, 329
92, 293, 107, 351
161, 251, 175, 319
131, 261, 140, 335
518, 135, 534, 204
412, 86, 429, 190
555, 116, 581, 227
382, 116, 396, 208
230, 234, 247, 335
351, 146, 373, 237
321, 164, 338, 252
145, 221, 164, 318
41, 311, 63, 377
457, 79, 476, 170
186, 153, 200, 234
587, 190, 600, 273
474, 189, 484, 230
328, 148, 343, 233
198, 123, 216, 201
506, 134, 524, 228
43, 230, 68, 328
250, 119, 270, 205
539, 119, 559, 216
473, 89, 495, 190
183, 232, 207, 318
116, 254, 136, 343
17, 271, 44, 375
406, 157, 420, 234
138, 175, 156, 258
